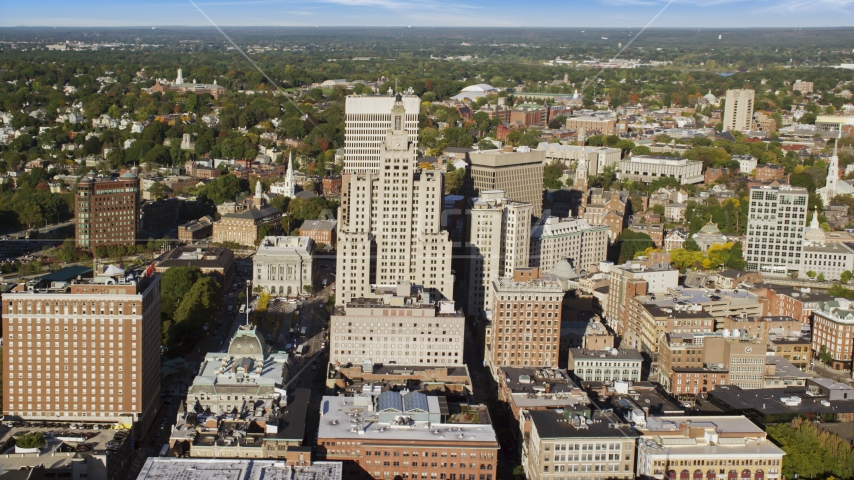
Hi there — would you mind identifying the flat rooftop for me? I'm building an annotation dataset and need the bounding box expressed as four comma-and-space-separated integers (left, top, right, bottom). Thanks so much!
317, 396, 497, 445
137, 459, 342, 480
569, 348, 643, 361
709, 386, 854, 416
0, 425, 128, 471
529, 409, 638, 440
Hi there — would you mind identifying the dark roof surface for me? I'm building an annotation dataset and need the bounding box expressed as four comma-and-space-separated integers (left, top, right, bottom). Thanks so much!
40, 265, 93, 282
529, 409, 638, 440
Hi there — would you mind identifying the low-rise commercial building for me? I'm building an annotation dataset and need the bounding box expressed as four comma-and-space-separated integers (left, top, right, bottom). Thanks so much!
617, 156, 704, 185
178, 215, 214, 242
300, 219, 338, 247
522, 408, 638, 480
317, 393, 498, 480
567, 348, 643, 383
635, 415, 785, 480
156, 245, 235, 286
497, 367, 588, 421
137, 459, 341, 480
708, 382, 854, 425
0, 425, 133, 480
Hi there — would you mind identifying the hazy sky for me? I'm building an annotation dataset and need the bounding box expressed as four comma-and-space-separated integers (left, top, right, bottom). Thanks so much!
2, 0, 854, 27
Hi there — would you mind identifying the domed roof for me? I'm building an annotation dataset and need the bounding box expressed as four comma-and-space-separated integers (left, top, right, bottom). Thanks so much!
549, 259, 579, 280
120, 171, 137, 178
698, 222, 721, 235
228, 325, 266, 358
461, 84, 497, 92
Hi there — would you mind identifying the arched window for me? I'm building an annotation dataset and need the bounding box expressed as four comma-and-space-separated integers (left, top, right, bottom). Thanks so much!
741, 470, 752, 479
681, 470, 690, 480
728, 470, 738, 480
694, 470, 703, 479
754, 470, 764, 480
668, 471, 677, 480
707, 470, 716, 479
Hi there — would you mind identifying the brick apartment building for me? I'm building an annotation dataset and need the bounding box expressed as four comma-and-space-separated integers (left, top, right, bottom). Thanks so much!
75, 171, 140, 251
140, 198, 181, 234
2, 265, 162, 436
317, 393, 498, 480
177, 216, 214, 243
299, 219, 337, 247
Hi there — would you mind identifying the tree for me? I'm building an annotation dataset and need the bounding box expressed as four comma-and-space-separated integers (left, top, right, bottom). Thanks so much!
611, 230, 654, 264
841, 270, 853, 284
160, 266, 202, 320
57, 238, 76, 262
806, 270, 817, 279
649, 204, 665, 215
544, 163, 565, 189
477, 138, 496, 151
15, 432, 45, 449
18, 201, 43, 229
445, 168, 465, 195
148, 182, 168, 200
683, 238, 701, 252
817, 273, 826, 282
631, 145, 651, 156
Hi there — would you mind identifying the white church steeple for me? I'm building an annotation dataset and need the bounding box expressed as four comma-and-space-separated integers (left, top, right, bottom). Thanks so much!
283, 152, 296, 198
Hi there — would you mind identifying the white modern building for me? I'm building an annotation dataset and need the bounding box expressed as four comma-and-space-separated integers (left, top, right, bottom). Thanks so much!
344, 94, 420, 173
745, 185, 808, 276
618, 156, 704, 185
336, 96, 454, 304
329, 284, 465, 366
465, 190, 532, 323
253, 236, 315, 296
723, 89, 755, 132
529, 216, 610, 274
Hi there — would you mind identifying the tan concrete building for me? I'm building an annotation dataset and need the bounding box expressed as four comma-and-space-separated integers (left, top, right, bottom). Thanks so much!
329, 284, 465, 367
522, 408, 637, 480
566, 113, 619, 136
75, 171, 140, 251
465, 191, 532, 323
636, 415, 785, 480
336, 96, 455, 305
723, 89, 755, 132
2, 265, 161, 435
485, 275, 564, 374
466, 146, 545, 216
529, 216, 609, 274
344, 94, 421, 174
567, 348, 643, 382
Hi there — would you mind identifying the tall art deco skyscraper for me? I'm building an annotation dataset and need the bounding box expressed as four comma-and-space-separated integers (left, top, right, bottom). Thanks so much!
335, 95, 454, 304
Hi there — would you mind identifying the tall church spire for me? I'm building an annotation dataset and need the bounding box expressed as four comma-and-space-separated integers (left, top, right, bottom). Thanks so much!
283, 151, 295, 198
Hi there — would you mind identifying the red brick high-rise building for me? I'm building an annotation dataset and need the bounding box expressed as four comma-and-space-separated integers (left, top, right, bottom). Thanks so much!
75, 171, 140, 251
2, 265, 162, 435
